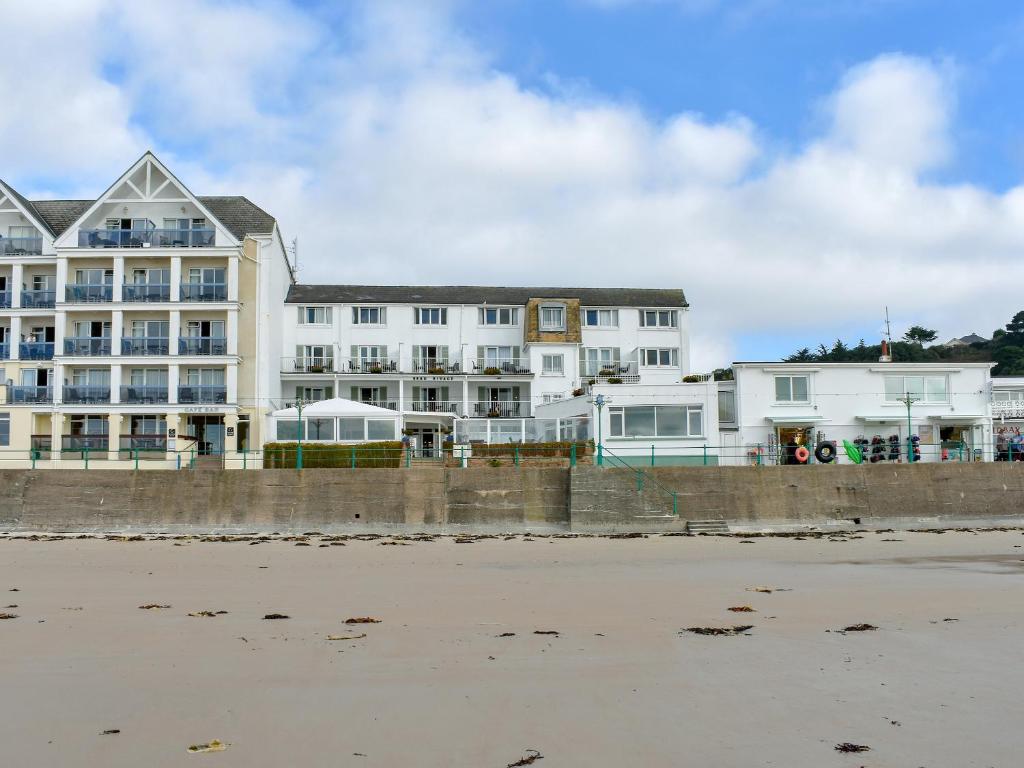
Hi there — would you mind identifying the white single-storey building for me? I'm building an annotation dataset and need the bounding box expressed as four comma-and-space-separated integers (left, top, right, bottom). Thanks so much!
992, 376, 1024, 460
270, 398, 401, 443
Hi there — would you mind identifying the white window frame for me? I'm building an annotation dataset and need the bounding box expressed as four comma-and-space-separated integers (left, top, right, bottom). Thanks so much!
774, 375, 810, 404
718, 390, 737, 423
0, 413, 8, 447
414, 307, 448, 326
640, 309, 678, 328
608, 405, 704, 438
883, 374, 949, 404
640, 348, 679, 368
352, 306, 386, 326
298, 306, 332, 325
541, 354, 564, 376
582, 308, 619, 328
479, 307, 519, 326
539, 304, 566, 331
542, 393, 565, 404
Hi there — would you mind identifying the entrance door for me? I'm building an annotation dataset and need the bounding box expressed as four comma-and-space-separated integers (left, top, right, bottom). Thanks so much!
185, 415, 226, 456
420, 430, 435, 458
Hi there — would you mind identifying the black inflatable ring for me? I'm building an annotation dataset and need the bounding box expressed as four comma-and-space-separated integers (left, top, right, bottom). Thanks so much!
814, 442, 836, 464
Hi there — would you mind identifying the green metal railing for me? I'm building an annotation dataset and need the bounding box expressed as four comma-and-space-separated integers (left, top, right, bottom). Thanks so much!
600, 445, 679, 516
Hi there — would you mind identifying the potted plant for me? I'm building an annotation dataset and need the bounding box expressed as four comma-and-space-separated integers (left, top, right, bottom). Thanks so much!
487, 407, 501, 418
483, 366, 501, 376
369, 364, 383, 374
428, 366, 445, 375
682, 374, 703, 383
598, 368, 615, 377
607, 377, 623, 384
572, 387, 585, 397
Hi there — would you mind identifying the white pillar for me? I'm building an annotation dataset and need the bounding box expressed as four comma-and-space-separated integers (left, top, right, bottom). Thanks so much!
9, 316, 21, 360
226, 309, 238, 355
111, 310, 123, 356
227, 257, 239, 302
107, 413, 123, 463
11, 263, 23, 309
110, 364, 122, 404
54, 310, 66, 357
169, 310, 181, 356
112, 256, 124, 302
462, 377, 469, 418
52, 363, 64, 404
167, 364, 180, 405
398, 380, 405, 413
170, 256, 182, 301
56, 258, 68, 299
226, 364, 238, 404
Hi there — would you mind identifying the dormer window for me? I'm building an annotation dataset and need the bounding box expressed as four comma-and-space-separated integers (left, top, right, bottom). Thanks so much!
540, 304, 566, 331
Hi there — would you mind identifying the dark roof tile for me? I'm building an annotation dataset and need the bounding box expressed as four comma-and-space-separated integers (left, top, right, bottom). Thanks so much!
286, 284, 687, 308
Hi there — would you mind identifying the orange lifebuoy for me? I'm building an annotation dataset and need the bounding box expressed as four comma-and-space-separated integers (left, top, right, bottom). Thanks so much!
795, 446, 810, 464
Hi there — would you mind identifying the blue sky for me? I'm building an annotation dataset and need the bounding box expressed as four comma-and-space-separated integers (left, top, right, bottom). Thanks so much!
1, 0, 1023, 367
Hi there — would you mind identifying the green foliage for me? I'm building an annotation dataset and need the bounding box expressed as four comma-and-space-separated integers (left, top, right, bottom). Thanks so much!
712, 368, 734, 381
262, 441, 403, 468
903, 325, 938, 344
469, 441, 589, 458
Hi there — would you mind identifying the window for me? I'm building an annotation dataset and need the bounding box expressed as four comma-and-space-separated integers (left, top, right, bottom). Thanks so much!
542, 393, 565, 404
299, 387, 328, 402
540, 304, 566, 331
542, 354, 564, 375
277, 420, 301, 441
414, 307, 447, 325
367, 420, 395, 441
583, 309, 618, 327
298, 306, 332, 325
718, 390, 736, 423
640, 310, 678, 328
640, 348, 679, 367
479, 307, 518, 326
0, 413, 8, 446
774, 375, 809, 403
609, 405, 704, 438
352, 306, 385, 325
883, 375, 948, 403
339, 418, 364, 441
187, 267, 224, 285
307, 419, 335, 441
583, 348, 618, 376
129, 368, 167, 386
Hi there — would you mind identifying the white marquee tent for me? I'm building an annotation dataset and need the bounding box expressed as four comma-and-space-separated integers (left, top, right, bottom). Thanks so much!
271, 398, 401, 442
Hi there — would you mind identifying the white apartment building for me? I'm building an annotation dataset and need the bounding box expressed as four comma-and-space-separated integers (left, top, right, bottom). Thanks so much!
0, 152, 290, 467
719, 361, 995, 464
280, 286, 689, 454
992, 376, 1024, 459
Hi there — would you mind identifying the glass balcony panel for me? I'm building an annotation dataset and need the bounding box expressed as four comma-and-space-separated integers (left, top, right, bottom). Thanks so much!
19, 342, 54, 360
62, 385, 111, 404
177, 385, 227, 404
65, 284, 113, 303
119, 385, 169, 404
64, 337, 112, 356
180, 283, 227, 302
122, 283, 171, 302
121, 337, 170, 356
20, 289, 55, 308
11, 386, 53, 403
0, 236, 43, 255
179, 337, 228, 355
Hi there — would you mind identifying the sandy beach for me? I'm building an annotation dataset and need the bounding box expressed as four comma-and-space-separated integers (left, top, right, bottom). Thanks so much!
1, 529, 1022, 767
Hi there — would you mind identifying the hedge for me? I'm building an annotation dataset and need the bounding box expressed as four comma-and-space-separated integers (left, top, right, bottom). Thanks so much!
464, 441, 590, 458
263, 441, 403, 468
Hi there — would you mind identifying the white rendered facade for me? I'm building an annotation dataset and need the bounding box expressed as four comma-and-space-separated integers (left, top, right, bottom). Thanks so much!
719, 362, 995, 465
0, 152, 290, 468
280, 287, 690, 452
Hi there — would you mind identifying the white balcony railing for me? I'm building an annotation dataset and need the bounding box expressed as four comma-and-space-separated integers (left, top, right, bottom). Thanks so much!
993, 400, 1024, 419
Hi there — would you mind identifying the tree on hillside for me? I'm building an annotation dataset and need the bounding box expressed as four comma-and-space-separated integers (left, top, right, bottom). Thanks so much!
785, 348, 813, 362
903, 326, 938, 345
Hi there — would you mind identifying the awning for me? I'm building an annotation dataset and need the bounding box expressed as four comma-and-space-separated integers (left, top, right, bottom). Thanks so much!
927, 414, 987, 422
271, 398, 398, 418
857, 415, 905, 424
764, 415, 828, 426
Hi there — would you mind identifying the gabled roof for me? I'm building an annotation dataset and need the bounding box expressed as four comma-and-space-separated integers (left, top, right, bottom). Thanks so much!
0, 179, 60, 238
271, 398, 399, 418
27, 200, 92, 237
286, 285, 688, 308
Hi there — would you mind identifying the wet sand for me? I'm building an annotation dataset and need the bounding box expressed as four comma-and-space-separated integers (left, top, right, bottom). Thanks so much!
1, 529, 1023, 767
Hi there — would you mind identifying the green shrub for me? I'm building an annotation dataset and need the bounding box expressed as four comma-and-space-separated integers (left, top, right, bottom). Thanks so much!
262, 441, 403, 468
606, 377, 623, 384
468, 441, 589, 458
483, 366, 501, 375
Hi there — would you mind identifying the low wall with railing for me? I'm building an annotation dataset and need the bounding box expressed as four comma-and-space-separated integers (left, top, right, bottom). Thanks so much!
1, 462, 1022, 533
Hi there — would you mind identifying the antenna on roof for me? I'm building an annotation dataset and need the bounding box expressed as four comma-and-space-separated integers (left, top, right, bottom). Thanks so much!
286, 237, 298, 273
883, 306, 893, 346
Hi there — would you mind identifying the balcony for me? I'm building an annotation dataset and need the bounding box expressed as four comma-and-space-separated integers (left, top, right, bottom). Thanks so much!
21, 289, 55, 308
409, 400, 461, 415
0, 343, 7, 359
180, 283, 227, 302
61, 435, 109, 454
122, 337, 170, 356
64, 337, 112, 356
412, 358, 462, 375
345, 357, 399, 374
285, 356, 336, 374
19, 342, 54, 360
63, 385, 111, 404
65, 283, 112, 303
10, 386, 52, 404
470, 400, 530, 418
120, 385, 168, 404
580, 361, 637, 377
0, 236, 43, 256
993, 399, 1024, 419
472, 358, 531, 375
78, 228, 215, 249
119, 434, 168, 455
362, 399, 398, 411
178, 385, 227, 404
179, 337, 227, 355
123, 283, 171, 302
0, 290, 9, 308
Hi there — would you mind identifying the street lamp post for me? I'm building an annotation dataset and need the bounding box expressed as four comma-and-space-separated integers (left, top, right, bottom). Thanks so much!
588, 393, 610, 466
897, 391, 920, 463
295, 398, 305, 469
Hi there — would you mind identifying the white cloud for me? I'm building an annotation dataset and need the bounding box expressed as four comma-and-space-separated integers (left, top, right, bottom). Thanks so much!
1, 1, 1022, 370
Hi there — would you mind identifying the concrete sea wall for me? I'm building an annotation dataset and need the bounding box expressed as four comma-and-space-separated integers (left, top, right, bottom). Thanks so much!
0, 463, 1021, 533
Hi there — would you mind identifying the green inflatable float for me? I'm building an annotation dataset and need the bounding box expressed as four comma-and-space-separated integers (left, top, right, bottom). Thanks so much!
842, 440, 862, 464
